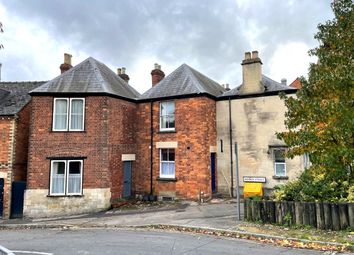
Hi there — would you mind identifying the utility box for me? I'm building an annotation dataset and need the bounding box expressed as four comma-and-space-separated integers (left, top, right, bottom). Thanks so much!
243, 183, 263, 198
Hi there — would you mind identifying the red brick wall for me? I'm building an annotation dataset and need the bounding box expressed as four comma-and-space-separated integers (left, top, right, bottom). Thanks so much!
107, 97, 137, 201
134, 97, 217, 200
13, 103, 32, 181
0, 117, 13, 218
27, 96, 137, 201
0, 118, 12, 163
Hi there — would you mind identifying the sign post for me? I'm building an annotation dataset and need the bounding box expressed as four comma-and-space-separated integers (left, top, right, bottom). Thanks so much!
235, 142, 241, 220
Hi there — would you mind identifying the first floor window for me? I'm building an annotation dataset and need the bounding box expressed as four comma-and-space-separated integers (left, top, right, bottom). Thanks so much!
160, 101, 175, 131
274, 149, 286, 177
160, 149, 175, 178
50, 160, 83, 195
53, 98, 85, 131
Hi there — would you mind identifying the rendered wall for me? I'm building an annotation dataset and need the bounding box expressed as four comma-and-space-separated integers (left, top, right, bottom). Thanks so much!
216, 95, 304, 196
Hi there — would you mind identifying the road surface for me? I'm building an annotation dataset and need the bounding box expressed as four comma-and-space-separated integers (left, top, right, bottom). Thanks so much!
0, 228, 329, 255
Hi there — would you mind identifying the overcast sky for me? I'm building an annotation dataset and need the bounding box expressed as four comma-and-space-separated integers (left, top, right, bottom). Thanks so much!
0, 0, 333, 93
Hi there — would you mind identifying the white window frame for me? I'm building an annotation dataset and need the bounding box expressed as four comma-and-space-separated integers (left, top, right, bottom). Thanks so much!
53, 98, 69, 131
49, 159, 83, 196
52, 98, 85, 131
159, 101, 175, 131
69, 98, 85, 131
273, 149, 287, 177
159, 148, 175, 179
49, 160, 66, 196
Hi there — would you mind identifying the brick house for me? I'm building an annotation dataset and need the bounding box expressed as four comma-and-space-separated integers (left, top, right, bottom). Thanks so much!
135, 63, 225, 200
0, 81, 44, 218
23, 54, 225, 217
21, 51, 307, 218
24, 56, 140, 217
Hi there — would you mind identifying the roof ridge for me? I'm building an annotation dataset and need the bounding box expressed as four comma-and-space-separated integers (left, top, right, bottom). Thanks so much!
88, 57, 106, 85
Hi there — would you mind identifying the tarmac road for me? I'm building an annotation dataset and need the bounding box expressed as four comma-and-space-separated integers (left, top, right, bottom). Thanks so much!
0, 228, 327, 255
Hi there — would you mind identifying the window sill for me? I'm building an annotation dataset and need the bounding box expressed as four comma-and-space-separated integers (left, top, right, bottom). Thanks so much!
50, 130, 86, 133
47, 194, 84, 197
158, 130, 176, 134
157, 177, 177, 182
272, 175, 289, 180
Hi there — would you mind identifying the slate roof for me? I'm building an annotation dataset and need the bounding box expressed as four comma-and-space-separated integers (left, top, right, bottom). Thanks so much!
221, 75, 296, 97
31, 57, 140, 100
0, 81, 45, 115
140, 63, 225, 100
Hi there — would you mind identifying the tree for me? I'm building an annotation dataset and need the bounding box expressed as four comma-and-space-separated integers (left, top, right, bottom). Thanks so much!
0, 22, 3, 49
276, 0, 354, 202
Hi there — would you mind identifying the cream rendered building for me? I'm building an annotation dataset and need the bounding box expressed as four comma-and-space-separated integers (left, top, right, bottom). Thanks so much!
216, 51, 307, 197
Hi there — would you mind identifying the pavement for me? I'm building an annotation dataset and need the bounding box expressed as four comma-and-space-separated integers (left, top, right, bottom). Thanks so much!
0, 198, 352, 253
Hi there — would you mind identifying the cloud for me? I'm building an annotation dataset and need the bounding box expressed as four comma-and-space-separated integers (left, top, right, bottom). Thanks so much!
1, 0, 333, 92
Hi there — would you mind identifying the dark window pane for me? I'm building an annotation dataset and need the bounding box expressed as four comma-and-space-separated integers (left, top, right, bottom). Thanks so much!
69, 161, 81, 174
274, 150, 285, 162
161, 149, 168, 161
57, 162, 65, 174
168, 149, 175, 161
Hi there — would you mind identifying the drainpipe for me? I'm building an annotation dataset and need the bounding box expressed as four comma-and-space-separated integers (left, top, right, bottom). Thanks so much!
228, 97, 234, 197
150, 101, 153, 195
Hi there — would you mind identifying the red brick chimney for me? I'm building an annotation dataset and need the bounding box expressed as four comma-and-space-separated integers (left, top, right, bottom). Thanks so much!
117, 67, 130, 83
59, 53, 72, 74
151, 63, 165, 86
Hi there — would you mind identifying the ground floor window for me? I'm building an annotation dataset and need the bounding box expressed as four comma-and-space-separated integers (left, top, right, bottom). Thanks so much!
160, 149, 175, 178
50, 159, 83, 195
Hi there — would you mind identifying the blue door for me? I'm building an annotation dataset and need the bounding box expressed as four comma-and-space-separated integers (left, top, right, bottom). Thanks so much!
123, 161, 132, 198
0, 178, 4, 217
10, 181, 26, 218
211, 153, 216, 193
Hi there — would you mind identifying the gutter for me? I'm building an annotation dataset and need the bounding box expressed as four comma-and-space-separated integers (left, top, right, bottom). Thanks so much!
228, 97, 234, 197
150, 101, 153, 195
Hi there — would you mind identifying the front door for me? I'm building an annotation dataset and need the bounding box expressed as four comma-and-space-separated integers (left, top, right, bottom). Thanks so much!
123, 161, 132, 198
10, 181, 26, 218
211, 153, 216, 193
0, 178, 4, 217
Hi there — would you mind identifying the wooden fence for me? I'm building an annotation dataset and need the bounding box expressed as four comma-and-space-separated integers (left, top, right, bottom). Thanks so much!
244, 200, 354, 230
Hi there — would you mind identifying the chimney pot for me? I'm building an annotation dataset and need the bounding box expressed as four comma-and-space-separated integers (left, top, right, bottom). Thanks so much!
225, 83, 230, 91
154, 63, 159, 70
281, 78, 287, 85
64, 53, 72, 65
118, 67, 130, 83
251, 51, 259, 59
245, 52, 251, 60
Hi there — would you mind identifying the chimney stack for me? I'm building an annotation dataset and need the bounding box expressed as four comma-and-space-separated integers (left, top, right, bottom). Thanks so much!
118, 67, 130, 83
151, 63, 165, 86
60, 53, 73, 74
225, 83, 230, 91
239, 50, 264, 94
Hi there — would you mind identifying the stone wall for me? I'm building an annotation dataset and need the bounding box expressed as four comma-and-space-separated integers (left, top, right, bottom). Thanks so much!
216, 95, 304, 196
23, 188, 111, 218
